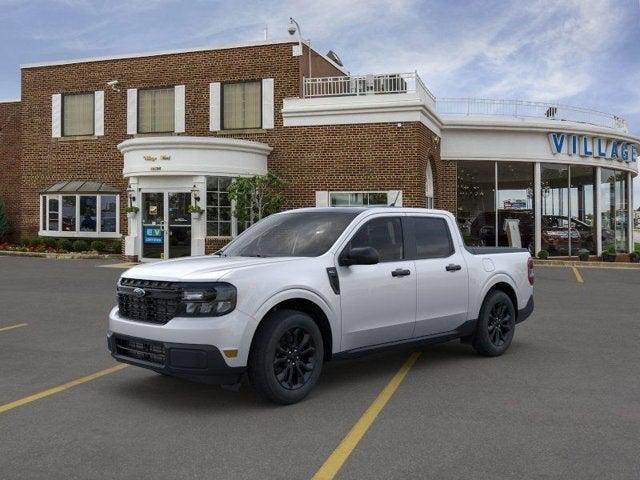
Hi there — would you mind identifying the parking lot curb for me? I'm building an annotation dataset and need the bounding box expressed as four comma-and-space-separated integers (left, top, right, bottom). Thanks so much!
0, 250, 119, 260
534, 260, 640, 269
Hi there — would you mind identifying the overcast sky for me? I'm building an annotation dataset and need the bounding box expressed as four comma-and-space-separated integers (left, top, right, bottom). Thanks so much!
1, 0, 639, 203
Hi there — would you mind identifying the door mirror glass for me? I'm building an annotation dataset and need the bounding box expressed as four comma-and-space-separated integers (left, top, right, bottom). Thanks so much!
339, 246, 380, 266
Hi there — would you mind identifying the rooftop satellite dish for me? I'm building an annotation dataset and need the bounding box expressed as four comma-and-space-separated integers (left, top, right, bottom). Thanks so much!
326, 50, 343, 67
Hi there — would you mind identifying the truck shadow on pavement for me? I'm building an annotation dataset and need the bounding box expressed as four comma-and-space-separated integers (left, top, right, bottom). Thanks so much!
109, 338, 536, 411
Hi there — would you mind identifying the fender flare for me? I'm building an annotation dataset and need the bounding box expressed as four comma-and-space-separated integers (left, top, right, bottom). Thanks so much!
471, 273, 518, 319
239, 288, 340, 356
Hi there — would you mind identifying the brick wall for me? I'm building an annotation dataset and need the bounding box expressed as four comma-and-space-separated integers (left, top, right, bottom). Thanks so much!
0, 101, 21, 240
15, 41, 449, 257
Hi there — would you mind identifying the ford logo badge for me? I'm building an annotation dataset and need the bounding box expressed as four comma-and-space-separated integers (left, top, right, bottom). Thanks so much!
133, 287, 146, 298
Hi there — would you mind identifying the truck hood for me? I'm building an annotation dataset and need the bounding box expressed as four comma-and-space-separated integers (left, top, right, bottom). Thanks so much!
121, 255, 301, 282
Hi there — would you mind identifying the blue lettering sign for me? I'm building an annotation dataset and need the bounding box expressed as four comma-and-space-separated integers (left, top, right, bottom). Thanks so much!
620, 143, 629, 162
610, 141, 619, 160
580, 136, 593, 156
569, 135, 579, 155
632, 144, 638, 162
595, 138, 607, 157
144, 226, 164, 244
549, 133, 565, 154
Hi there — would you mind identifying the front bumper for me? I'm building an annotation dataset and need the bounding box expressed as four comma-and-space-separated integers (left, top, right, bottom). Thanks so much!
107, 332, 246, 385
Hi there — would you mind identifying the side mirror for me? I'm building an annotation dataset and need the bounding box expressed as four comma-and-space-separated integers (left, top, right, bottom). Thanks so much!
339, 246, 379, 266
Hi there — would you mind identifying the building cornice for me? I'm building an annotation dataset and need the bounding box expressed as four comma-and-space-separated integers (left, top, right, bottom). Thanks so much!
117, 135, 272, 156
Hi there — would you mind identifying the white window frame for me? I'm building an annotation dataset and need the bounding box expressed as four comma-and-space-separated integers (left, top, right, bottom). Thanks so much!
39, 193, 121, 238
328, 191, 390, 207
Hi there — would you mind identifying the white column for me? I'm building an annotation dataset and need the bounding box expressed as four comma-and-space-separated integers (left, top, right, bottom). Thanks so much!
595, 167, 602, 256
124, 177, 139, 258
534, 162, 541, 255
628, 171, 633, 253
191, 175, 207, 256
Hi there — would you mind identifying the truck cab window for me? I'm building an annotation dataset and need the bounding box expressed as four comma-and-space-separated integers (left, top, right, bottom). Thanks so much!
412, 217, 454, 259
349, 217, 403, 262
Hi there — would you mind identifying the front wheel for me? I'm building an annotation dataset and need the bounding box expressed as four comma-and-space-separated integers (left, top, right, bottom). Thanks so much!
472, 290, 516, 356
248, 309, 324, 404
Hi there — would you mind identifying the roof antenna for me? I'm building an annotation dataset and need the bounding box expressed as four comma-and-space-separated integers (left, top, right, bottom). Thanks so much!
389, 191, 401, 207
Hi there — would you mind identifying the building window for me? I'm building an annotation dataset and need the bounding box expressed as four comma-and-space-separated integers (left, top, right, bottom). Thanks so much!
222, 81, 261, 130
40, 194, 119, 237
138, 87, 175, 133
62, 92, 94, 136
426, 162, 434, 209
457, 161, 496, 247
601, 168, 629, 253
329, 192, 388, 207
206, 176, 233, 236
497, 163, 534, 251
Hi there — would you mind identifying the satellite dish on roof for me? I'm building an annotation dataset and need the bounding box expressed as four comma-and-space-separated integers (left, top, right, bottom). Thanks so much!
326, 50, 343, 67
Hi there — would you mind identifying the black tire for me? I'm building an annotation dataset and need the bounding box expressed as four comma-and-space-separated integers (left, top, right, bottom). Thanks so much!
248, 309, 324, 405
472, 290, 516, 357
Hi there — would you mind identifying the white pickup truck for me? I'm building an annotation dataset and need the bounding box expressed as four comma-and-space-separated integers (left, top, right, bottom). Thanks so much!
108, 208, 534, 404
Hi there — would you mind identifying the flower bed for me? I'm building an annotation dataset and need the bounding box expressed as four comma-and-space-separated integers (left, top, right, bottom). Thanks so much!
0, 238, 122, 256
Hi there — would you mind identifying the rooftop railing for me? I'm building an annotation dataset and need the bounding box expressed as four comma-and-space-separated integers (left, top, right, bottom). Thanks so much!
436, 97, 628, 132
302, 74, 628, 132
302, 72, 436, 107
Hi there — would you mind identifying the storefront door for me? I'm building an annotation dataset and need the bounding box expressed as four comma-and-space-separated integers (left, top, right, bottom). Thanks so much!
141, 192, 191, 261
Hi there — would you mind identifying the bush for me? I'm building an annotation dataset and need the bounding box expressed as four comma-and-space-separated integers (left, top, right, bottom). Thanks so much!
90, 240, 106, 252
30, 237, 42, 247
602, 245, 617, 262
42, 237, 58, 249
21, 238, 31, 247
109, 239, 122, 254
58, 238, 73, 252
629, 251, 640, 263
72, 239, 89, 252
537, 250, 549, 260
577, 249, 590, 261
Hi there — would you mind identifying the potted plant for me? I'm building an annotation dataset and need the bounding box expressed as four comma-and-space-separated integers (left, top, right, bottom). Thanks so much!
126, 206, 139, 219
602, 245, 617, 262
187, 205, 204, 219
537, 250, 549, 260
577, 249, 590, 261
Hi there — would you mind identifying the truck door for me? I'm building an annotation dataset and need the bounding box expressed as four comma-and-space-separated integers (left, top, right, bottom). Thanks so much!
407, 215, 469, 337
337, 215, 417, 350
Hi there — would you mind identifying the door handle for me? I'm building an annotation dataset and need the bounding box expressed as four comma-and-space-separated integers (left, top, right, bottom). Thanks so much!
445, 264, 462, 272
391, 268, 411, 277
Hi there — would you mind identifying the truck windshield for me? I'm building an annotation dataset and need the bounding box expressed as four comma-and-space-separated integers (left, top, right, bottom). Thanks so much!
222, 211, 359, 258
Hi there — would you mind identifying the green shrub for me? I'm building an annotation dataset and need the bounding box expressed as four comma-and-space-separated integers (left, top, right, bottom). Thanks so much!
537, 250, 549, 260
629, 251, 640, 263
577, 249, 590, 261
72, 239, 89, 252
30, 237, 42, 246
58, 238, 73, 251
109, 239, 122, 254
21, 238, 31, 247
90, 240, 106, 252
42, 237, 58, 248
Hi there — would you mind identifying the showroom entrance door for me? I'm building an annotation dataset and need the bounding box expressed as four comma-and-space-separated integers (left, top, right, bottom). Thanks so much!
141, 192, 192, 261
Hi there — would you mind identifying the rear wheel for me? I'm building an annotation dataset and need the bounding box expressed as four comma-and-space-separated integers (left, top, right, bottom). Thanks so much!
472, 290, 516, 356
248, 309, 324, 404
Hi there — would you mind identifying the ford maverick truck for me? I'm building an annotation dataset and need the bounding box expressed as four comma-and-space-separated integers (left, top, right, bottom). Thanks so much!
108, 207, 534, 404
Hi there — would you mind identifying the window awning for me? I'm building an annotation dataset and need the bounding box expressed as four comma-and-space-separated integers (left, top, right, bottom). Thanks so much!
41, 181, 120, 194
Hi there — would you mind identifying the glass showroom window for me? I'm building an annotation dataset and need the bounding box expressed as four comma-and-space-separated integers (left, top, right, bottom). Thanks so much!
62, 92, 94, 136
457, 161, 496, 247
138, 87, 175, 133
497, 163, 535, 250
222, 81, 261, 130
206, 177, 233, 237
601, 168, 629, 253
40, 194, 119, 236
569, 166, 597, 255
329, 192, 388, 207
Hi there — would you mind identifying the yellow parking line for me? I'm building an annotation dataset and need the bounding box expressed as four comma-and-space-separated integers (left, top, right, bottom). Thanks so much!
0, 323, 28, 333
312, 352, 421, 480
571, 266, 584, 283
0, 364, 128, 414
97, 262, 137, 269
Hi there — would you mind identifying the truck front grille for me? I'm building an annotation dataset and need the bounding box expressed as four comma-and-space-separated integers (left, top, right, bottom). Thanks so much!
117, 278, 182, 324
114, 335, 166, 366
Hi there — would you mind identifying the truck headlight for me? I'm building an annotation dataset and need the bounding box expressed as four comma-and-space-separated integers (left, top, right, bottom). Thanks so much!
180, 283, 237, 317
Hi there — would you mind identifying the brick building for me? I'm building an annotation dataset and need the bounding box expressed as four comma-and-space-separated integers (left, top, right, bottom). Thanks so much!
0, 38, 638, 260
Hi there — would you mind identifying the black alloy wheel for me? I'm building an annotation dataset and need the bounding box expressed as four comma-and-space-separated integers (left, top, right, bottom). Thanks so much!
273, 326, 317, 390
472, 290, 516, 356
487, 301, 514, 347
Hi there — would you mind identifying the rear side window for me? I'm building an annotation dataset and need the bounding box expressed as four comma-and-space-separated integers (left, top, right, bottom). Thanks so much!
349, 217, 403, 262
412, 217, 454, 259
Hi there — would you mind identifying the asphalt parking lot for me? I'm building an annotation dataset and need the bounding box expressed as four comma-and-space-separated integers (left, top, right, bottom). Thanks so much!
1, 257, 639, 480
